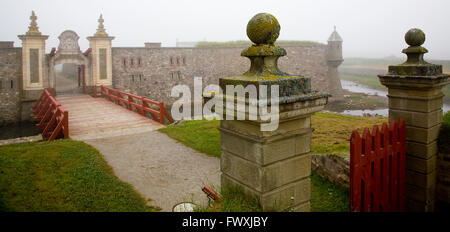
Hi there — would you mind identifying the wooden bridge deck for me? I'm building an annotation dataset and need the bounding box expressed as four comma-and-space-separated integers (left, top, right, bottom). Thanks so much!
56, 94, 164, 141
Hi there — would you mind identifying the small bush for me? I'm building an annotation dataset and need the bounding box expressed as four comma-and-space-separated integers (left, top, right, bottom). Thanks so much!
438, 111, 450, 153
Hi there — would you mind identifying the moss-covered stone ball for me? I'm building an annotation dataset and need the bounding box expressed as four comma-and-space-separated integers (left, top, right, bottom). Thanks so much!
405, 28, 425, 46
246, 13, 280, 45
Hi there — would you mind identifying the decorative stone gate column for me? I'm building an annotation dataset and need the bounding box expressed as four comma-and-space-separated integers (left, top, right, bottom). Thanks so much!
87, 14, 114, 91
218, 13, 329, 211
378, 29, 449, 212
18, 11, 49, 98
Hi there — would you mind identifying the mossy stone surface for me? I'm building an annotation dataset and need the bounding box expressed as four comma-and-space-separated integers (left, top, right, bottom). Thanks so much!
246, 13, 280, 45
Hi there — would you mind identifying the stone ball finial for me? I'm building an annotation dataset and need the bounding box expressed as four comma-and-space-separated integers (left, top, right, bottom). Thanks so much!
246, 13, 280, 45
405, 28, 425, 47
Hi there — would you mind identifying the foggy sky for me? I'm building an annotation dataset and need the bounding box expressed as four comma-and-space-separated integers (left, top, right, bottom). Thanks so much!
1, 0, 449, 59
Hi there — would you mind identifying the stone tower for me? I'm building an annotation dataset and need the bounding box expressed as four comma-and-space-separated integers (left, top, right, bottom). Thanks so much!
87, 14, 114, 89
18, 11, 49, 96
326, 26, 344, 96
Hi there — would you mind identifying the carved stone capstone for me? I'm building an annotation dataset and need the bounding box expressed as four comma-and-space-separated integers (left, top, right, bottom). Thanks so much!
58, 30, 81, 53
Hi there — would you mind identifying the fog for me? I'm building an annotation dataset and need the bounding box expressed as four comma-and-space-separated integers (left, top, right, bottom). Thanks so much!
1, 0, 449, 59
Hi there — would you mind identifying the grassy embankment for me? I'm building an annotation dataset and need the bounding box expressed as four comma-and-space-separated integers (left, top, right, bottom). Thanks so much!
340, 57, 450, 102
0, 139, 160, 212
159, 112, 387, 158
159, 112, 388, 211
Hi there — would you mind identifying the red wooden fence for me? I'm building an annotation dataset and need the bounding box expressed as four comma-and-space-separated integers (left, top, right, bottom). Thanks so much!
33, 88, 69, 141
93, 85, 174, 124
350, 118, 406, 212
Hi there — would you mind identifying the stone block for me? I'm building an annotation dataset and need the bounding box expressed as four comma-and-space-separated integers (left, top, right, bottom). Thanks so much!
260, 178, 310, 212
405, 124, 441, 144
291, 201, 311, 212
220, 115, 310, 139
405, 141, 437, 159
220, 130, 263, 164
388, 87, 444, 99
388, 96, 442, 113
405, 169, 436, 188
406, 154, 436, 174
405, 183, 435, 202
406, 198, 435, 212
220, 151, 262, 191
389, 109, 442, 128
220, 128, 311, 166
221, 150, 311, 192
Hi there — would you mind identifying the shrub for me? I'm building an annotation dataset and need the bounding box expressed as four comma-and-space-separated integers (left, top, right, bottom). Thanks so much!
438, 111, 450, 153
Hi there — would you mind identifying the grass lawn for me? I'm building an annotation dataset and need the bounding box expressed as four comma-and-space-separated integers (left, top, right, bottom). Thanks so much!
197, 171, 349, 212
159, 112, 387, 157
0, 139, 160, 212
159, 112, 384, 211
311, 113, 386, 156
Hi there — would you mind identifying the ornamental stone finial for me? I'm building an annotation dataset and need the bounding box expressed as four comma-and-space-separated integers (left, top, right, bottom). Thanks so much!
94, 14, 108, 37
246, 13, 280, 45
388, 28, 442, 76
26, 11, 42, 36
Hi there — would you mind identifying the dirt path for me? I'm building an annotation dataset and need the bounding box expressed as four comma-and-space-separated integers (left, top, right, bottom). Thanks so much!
82, 130, 221, 212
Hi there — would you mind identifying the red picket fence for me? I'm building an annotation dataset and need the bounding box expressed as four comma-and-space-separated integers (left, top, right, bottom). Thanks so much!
33, 88, 69, 141
93, 85, 174, 124
350, 118, 406, 212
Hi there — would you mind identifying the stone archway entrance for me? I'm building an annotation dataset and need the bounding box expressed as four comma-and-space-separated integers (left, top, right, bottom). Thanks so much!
49, 30, 91, 94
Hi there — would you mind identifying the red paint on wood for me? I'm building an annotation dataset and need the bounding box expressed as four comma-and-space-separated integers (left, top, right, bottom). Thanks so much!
32, 88, 69, 141
93, 85, 174, 125
350, 118, 406, 212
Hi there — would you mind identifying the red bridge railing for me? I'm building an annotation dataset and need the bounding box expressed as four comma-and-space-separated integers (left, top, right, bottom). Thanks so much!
32, 88, 69, 141
93, 85, 174, 124
350, 118, 406, 212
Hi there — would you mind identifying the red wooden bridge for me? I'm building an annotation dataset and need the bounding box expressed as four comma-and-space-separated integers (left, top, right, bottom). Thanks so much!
33, 86, 173, 141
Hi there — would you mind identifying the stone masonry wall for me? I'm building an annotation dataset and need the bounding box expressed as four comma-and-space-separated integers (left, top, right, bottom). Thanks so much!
0, 48, 22, 126
111, 44, 329, 107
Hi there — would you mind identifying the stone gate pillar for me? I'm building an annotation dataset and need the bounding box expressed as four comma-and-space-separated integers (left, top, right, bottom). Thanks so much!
87, 14, 114, 90
18, 11, 49, 98
218, 13, 329, 211
378, 29, 449, 212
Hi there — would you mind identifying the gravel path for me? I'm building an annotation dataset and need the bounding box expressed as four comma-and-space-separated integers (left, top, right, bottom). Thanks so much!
83, 130, 221, 212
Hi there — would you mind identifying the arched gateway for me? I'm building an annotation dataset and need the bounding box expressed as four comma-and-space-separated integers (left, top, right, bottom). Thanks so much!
48, 30, 90, 93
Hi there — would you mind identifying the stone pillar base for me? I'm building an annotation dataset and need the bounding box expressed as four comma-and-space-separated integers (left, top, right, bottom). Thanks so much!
219, 96, 327, 211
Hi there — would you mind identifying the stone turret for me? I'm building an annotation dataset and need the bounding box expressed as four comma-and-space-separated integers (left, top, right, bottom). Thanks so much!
326, 26, 344, 96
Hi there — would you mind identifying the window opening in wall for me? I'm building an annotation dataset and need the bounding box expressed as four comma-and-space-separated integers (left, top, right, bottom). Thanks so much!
183, 57, 186, 65
176, 57, 180, 65
130, 58, 134, 68
123, 58, 127, 68
0, 80, 2, 89
138, 57, 142, 67
10, 80, 13, 89
131, 74, 134, 82
170, 57, 173, 65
